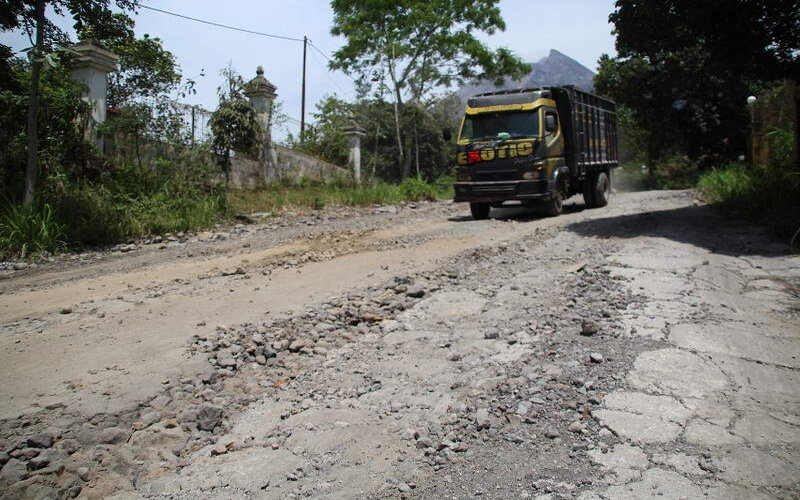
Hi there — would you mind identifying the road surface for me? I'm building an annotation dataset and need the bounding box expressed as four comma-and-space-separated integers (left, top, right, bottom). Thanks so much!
0, 190, 798, 499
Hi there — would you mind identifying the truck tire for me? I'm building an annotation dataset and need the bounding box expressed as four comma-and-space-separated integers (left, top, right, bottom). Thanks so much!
582, 176, 596, 207
593, 171, 611, 207
470, 202, 491, 220
583, 171, 611, 208
542, 189, 563, 217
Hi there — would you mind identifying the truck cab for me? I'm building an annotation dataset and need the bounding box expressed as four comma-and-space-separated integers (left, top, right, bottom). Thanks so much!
453, 86, 618, 219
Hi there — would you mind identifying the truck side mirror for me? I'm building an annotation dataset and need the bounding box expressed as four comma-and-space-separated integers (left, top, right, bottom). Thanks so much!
442, 127, 452, 141
545, 115, 556, 133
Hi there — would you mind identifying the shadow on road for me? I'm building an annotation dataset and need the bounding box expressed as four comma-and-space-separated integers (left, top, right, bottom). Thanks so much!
566, 204, 787, 257
448, 201, 586, 223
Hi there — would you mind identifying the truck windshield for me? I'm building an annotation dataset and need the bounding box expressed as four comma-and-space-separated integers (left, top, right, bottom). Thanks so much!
460, 110, 539, 141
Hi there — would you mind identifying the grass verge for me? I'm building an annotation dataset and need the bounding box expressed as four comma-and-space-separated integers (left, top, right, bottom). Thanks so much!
0, 203, 66, 259
229, 176, 453, 215
2, 175, 455, 260
698, 162, 800, 245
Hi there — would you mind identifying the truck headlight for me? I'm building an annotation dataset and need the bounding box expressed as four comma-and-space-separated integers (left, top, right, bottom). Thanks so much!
522, 171, 537, 180
457, 171, 471, 182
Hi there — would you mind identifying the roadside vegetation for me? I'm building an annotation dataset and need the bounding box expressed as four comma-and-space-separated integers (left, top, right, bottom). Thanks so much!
0, 172, 453, 259
697, 127, 800, 240
229, 176, 453, 215
596, 1, 798, 243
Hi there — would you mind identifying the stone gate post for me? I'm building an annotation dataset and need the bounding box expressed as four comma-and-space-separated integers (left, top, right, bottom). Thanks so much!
70, 40, 119, 150
245, 66, 278, 181
342, 116, 366, 185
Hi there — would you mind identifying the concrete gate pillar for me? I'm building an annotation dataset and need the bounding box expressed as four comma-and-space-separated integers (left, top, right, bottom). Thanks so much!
70, 40, 119, 150
245, 66, 278, 181
341, 115, 366, 185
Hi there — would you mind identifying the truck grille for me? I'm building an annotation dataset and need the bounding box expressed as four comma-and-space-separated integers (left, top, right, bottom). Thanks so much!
471, 183, 516, 194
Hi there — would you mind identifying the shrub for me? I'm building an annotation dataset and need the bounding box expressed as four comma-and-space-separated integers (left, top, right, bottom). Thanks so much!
399, 177, 438, 201
0, 203, 66, 258
649, 155, 699, 189
697, 163, 754, 206
698, 161, 800, 241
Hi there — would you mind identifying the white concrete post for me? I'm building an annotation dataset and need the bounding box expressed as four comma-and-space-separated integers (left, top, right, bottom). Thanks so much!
70, 40, 119, 150
341, 116, 366, 185
245, 66, 278, 181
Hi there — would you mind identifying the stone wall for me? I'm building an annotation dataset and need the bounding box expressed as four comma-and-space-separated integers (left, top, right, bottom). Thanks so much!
275, 146, 349, 181
227, 148, 349, 189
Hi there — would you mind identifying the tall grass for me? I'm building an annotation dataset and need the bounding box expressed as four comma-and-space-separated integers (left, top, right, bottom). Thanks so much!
50, 179, 228, 246
0, 203, 66, 259
1, 172, 454, 258
698, 162, 800, 241
229, 176, 453, 215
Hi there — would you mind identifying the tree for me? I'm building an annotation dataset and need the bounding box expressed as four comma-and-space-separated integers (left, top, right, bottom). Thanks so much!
79, 12, 181, 108
329, 0, 529, 178
1, 0, 136, 206
597, 0, 800, 164
209, 66, 262, 183
292, 95, 352, 166
611, 0, 800, 81
1, 0, 137, 44
291, 93, 458, 182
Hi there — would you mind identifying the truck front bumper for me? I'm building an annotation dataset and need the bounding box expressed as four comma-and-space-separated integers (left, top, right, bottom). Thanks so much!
453, 180, 553, 203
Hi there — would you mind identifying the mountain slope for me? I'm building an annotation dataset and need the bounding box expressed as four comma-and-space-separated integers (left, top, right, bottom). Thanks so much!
457, 49, 595, 101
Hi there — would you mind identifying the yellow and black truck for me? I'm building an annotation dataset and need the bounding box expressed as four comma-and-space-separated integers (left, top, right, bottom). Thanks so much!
453, 86, 618, 219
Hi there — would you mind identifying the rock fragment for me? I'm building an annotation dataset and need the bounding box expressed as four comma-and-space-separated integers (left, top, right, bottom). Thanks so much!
568, 421, 585, 433
0, 458, 26, 485
475, 408, 491, 430
26, 432, 54, 449
196, 404, 224, 431
580, 319, 599, 336
544, 428, 561, 439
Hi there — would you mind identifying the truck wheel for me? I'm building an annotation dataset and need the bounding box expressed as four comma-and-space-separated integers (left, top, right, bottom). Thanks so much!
593, 171, 611, 207
584, 171, 611, 208
582, 176, 596, 207
470, 202, 491, 220
542, 190, 563, 217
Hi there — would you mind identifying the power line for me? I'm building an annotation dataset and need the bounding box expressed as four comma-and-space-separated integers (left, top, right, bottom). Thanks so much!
137, 4, 304, 42
137, 4, 361, 130
307, 41, 335, 65
137, 4, 355, 88
307, 41, 357, 83
307, 46, 354, 98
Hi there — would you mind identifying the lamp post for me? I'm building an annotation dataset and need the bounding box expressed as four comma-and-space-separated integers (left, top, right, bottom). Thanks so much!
746, 95, 757, 164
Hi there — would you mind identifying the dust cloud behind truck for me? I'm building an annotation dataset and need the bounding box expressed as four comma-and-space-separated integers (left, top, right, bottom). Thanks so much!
453, 86, 619, 219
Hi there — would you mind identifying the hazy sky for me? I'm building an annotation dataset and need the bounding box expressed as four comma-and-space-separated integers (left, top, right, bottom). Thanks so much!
1, 0, 618, 139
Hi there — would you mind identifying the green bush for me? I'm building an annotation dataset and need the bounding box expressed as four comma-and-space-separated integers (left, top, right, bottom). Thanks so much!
697, 163, 757, 207
698, 161, 800, 241
399, 177, 438, 201
39, 148, 229, 247
0, 203, 66, 258
229, 175, 454, 215
649, 155, 699, 189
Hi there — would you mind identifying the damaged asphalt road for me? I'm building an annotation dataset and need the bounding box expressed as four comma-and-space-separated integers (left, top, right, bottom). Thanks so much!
0, 190, 798, 499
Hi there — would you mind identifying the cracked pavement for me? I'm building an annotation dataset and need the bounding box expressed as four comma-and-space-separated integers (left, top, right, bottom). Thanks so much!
1, 190, 798, 499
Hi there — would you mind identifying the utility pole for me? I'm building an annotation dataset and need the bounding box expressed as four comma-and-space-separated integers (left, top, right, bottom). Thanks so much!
300, 35, 307, 139
24, 0, 46, 207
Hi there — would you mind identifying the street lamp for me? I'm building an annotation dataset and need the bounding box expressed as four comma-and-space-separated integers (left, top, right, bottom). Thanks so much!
746, 96, 757, 163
